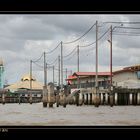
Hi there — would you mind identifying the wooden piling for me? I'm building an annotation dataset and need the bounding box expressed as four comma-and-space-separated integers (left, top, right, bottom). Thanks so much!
105, 93, 108, 105
78, 93, 83, 106
29, 91, 32, 104
2, 92, 5, 105
137, 93, 140, 105
47, 84, 55, 108
59, 91, 67, 108
110, 94, 114, 107
100, 93, 103, 105
129, 93, 133, 105
56, 94, 60, 107
92, 93, 96, 105
94, 94, 100, 107
114, 93, 118, 105
42, 86, 48, 107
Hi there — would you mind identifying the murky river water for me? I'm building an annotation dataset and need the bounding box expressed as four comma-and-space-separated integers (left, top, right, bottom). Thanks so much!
0, 103, 140, 125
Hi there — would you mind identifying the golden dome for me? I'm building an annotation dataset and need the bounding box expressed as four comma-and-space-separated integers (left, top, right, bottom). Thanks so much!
21, 74, 36, 81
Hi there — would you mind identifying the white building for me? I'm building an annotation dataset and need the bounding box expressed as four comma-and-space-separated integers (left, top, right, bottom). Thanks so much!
113, 65, 140, 89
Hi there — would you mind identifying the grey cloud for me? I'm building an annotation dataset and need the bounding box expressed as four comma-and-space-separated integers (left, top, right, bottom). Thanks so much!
0, 14, 140, 84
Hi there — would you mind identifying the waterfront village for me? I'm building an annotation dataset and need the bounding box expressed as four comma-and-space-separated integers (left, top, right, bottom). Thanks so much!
0, 58, 140, 107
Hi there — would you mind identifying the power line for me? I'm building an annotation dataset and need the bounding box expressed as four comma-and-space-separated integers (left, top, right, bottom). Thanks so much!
103, 22, 140, 24
114, 26, 140, 30
113, 31, 140, 34
80, 27, 110, 48
63, 46, 77, 58
63, 22, 96, 44
32, 52, 44, 63
64, 51, 77, 61
54, 67, 71, 72
113, 33, 140, 36
32, 61, 44, 69
47, 57, 58, 65
46, 42, 61, 54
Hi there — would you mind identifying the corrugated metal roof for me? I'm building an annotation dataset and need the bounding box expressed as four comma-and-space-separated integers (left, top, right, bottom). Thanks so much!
66, 75, 77, 80
73, 72, 111, 76
124, 64, 140, 71
113, 69, 134, 74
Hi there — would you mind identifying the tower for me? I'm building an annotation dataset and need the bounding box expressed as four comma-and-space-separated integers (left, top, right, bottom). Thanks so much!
0, 59, 4, 89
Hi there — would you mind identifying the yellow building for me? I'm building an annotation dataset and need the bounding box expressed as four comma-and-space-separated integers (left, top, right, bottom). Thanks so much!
5, 74, 43, 92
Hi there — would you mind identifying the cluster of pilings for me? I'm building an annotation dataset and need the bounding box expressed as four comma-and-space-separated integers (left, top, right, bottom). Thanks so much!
42, 86, 140, 108
1, 87, 140, 107
0, 89, 42, 104
42, 84, 70, 108
66, 88, 140, 107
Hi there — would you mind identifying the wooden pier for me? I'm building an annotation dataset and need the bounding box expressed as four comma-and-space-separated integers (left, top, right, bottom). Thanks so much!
1, 87, 140, 107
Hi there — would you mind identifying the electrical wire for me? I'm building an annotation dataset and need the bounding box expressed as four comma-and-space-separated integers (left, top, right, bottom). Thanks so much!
64, 51, 77, 61
47, 57, 58, 65
114, 26, 140, 30
64, 46, 77, 58
80, 27, 110, 48
63, 22, 96, 44
32, 52, 43, 63
46, 42, 61, 54
32, 61, 44, 69
54, 67, 71, 72
103, 22, 140, 24
113, 33, 140, 36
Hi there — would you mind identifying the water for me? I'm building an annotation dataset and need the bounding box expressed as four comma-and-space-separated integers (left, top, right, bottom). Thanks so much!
0, 103, 140, 125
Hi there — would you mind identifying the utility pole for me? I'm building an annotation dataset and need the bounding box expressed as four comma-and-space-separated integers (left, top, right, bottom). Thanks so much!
44, 52, 47, 86
65, 68, 67, 85
77, 45, 79, 72
30, 60, 32, 89
58, 55, 60, 87
77, 45, 80, 88
108, 25, 113, 107
95, 20, 98, 92
108, 25, 113, 89
70, 70, 72, 75
110, 25, 113, 88
53, 65, 54, 86
61, 41, 63, 91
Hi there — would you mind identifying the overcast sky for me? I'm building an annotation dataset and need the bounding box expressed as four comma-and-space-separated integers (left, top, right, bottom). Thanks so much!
0, 14, 140, 85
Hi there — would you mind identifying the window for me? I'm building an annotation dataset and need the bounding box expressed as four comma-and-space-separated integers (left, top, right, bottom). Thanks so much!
137, 71, 140, 79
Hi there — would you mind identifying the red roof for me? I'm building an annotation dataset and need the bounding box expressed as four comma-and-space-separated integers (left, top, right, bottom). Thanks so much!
66, 75, 77, 81
73, 72, 111, 76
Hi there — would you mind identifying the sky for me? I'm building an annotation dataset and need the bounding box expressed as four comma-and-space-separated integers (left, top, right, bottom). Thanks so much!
0, 14, 140, 85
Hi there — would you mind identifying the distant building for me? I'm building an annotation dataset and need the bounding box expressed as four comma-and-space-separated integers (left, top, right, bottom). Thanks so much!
113, 65, 140, 88
66, 65, 140, 89
5, 74, 43, 92
66, 72, 111, 89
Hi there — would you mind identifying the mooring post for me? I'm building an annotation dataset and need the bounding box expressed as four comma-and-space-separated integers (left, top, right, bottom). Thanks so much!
110, 87, 114, 107
137, 93, 140, 105
56, 86, 60, 107
114, 92, 118, 105
29, 91, 32, 104
100, 93, 103, 105
42, 86, 48, 107
18, 93, 21, 104
129, 93, 133, 105
79, 92, 83, 106
2, 90, 5, 105
48, 84, 55, 108
105, 93, 108, 105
